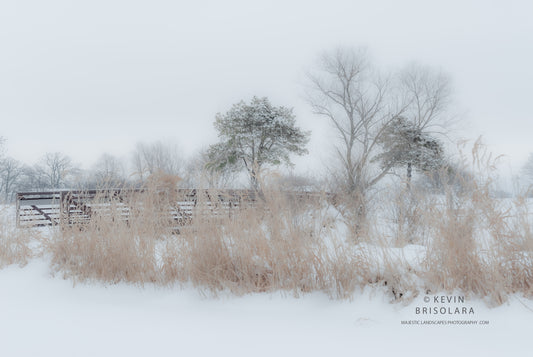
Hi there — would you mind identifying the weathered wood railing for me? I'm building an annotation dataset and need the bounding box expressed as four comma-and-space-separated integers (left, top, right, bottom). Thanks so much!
16, 189, 333, 228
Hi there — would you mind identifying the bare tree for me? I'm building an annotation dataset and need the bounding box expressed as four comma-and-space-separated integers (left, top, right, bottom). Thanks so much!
132, 141, 183, 181
16, 165, 45, 192
92, 153, 126, 187
36, 152, 75, 189
307, 48, 402, 232
307, 48, 398, 195
306, 48, 453, 236
0, 157, 24, 202
307, 49, 453, 190
398, 63, 452, 133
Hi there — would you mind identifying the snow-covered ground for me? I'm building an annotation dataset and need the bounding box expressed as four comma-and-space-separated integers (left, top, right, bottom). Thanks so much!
0, 258, 531, 357
2, 199, 533, 357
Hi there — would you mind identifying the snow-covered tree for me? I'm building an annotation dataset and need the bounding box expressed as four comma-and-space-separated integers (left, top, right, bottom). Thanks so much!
376, 117, 443, 186
207, 97, 309, 190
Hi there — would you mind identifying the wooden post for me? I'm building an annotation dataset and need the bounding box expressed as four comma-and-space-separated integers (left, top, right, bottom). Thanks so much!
59, 191, 65, 226
16, 193, 21, 228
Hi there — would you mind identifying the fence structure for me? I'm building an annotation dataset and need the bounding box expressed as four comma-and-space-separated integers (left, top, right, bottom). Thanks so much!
16, 189, 332, 228
16, 189, 258, 228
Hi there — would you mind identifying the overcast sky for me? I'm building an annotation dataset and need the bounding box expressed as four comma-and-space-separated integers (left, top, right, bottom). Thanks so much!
1, 0, 532, 178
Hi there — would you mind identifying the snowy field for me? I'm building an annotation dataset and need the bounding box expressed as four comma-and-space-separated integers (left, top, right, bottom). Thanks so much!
1, 259, 531, 357
1, 201, 532, 357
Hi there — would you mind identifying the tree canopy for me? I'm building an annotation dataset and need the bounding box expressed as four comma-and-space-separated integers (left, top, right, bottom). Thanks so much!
306, 48, 451, 196
375, 116, 444, 184
207, 97, 309, 189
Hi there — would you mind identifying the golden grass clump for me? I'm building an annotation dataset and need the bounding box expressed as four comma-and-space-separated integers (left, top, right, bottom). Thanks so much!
491, 194, 533, 298
0, 206, 35, 267
422, 187, 496, 299
420, 140, 533, 304
48, 192, 160, 284
46, 186, 370, 298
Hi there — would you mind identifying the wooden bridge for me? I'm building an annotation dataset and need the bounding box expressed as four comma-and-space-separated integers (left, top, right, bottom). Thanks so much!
15, 189, 257, 228
16, 189, 333, 228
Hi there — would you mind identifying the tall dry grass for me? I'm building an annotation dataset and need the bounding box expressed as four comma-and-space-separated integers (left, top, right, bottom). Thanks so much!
357, 139, 533, 304
46, 186, 371, 298
419, 140, 532, 304
0, 206, 35, 267
48, 188, 169, 284
10, 142, 533, 303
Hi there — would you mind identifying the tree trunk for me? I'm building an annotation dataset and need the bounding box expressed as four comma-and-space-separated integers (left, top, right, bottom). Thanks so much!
250, 169, 259, 190
406, 162, 412, 190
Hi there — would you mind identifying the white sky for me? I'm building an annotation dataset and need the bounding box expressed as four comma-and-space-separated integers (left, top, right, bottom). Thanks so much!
1, 0, 532, 178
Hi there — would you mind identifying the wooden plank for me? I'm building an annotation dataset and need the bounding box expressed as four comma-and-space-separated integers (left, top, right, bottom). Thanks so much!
18, 198, 57, 206
15, 188, 332, 228
30, 205, 58, 225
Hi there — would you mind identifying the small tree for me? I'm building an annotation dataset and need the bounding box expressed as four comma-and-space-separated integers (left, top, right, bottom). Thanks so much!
375, 117, 444, 243
207, 97, 309, 190
376, 117, 444, 187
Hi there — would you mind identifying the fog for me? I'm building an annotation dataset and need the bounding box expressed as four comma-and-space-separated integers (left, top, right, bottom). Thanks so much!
1, 0, 532, 181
